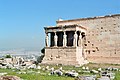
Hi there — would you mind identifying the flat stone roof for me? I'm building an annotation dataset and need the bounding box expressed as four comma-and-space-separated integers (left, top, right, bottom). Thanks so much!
56, 14, 120, 23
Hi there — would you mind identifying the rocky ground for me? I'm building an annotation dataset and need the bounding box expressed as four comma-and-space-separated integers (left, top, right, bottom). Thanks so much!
0, 76, 21, 80
0, 56, 120, 80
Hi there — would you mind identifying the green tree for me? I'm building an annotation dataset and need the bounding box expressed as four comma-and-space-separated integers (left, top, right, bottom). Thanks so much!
37, 47, 45, 63
41, 47, 45, 54
5, 54, 12, 58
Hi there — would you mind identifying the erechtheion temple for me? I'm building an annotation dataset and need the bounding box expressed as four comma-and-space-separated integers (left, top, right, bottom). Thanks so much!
42, 14, 120, 65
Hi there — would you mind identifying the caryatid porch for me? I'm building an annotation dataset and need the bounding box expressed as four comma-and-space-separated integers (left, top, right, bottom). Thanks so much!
42, 24, 88, 65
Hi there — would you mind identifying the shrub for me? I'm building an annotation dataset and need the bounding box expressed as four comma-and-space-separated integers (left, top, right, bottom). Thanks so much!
5, 54, 12, 58
37, 47, 45, 63
41, 47, 45, 54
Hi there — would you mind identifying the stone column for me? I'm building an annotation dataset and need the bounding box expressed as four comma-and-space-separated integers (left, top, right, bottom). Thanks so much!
54, 32, 58, 47
63, 31, 67, 47
78, 32, 82, 47
45, 33, 49, 47
73, 31, 78, 47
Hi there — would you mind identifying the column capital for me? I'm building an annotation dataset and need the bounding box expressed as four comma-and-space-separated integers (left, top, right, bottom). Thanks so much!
45, 30, 48, 34
54, 31, 56, 32
79, 33, 82, 39
46, 32, 48, 35
74, 31, 77, 33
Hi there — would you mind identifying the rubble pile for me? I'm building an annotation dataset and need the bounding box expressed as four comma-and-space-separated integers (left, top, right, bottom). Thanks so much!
0, 56, 118, 80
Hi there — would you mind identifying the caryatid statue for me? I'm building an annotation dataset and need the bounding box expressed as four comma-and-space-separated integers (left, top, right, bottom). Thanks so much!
54, 32, 58, 47
63, 31, 67, 47
73, 31, 78, 47
45, 33, 49, 47
78, 33, 82, 47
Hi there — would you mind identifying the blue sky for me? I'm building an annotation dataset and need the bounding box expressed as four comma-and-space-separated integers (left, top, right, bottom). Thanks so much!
0, 0, 120, 50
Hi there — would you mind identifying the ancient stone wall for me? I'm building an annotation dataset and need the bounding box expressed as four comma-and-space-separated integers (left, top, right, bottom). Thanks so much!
56, 14, 120, 64
42, 47, 84, 65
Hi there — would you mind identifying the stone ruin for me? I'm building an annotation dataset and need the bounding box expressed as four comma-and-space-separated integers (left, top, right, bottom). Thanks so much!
42, 24, 88, 65
42, 14, 120, 65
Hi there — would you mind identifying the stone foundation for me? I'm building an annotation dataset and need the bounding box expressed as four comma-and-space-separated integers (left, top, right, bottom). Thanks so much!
87, 56, 120, 64
42, 47, 87, 65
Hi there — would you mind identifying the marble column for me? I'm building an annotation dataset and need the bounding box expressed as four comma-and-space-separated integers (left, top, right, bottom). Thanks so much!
54, 32, 58, 47
73, 31, 78, 47
45, 33, 49, 47
63, 31, 67, 47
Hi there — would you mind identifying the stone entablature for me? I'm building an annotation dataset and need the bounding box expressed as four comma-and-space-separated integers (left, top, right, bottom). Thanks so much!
45, 24, 87, 33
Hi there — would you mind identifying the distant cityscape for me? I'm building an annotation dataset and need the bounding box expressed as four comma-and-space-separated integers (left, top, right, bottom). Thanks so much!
0, 48, 41, 59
